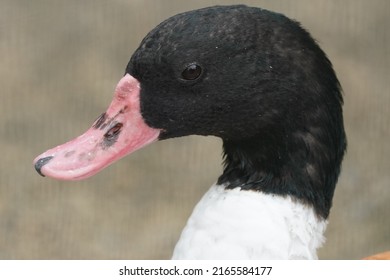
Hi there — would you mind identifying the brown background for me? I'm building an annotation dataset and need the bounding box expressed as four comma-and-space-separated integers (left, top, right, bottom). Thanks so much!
0, 0, 389, 259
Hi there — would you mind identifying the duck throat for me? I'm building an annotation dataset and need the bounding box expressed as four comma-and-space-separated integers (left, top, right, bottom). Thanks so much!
218, 136, 336, 219
172, 184, 327, 259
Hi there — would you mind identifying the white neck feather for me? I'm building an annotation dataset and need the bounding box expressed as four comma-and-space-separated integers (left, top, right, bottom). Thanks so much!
172, 183, 327, 259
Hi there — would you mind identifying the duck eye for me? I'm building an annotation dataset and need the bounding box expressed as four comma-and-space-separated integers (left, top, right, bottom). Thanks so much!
181, 63, 202, 80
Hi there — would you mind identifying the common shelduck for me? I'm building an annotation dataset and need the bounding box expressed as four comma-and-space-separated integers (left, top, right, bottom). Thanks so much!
34, 5, 347, 259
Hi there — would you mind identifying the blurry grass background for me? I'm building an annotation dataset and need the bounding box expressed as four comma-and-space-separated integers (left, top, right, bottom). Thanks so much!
0, 0, 389, 259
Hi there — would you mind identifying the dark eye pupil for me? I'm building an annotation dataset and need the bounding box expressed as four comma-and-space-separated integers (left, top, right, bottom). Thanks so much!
181, 63, 202, 80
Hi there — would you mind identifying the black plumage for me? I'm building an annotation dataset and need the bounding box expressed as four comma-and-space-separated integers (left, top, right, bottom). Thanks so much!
126, 5, 346, 218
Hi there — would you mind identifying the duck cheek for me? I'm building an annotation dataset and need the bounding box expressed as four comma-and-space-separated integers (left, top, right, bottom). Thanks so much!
33, 74, 161, 181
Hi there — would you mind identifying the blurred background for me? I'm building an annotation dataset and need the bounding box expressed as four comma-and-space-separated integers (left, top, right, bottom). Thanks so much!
0, 0, 389, 259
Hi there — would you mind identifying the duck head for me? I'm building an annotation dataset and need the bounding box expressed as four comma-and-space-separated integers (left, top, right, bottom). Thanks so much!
34, 5, 346, 219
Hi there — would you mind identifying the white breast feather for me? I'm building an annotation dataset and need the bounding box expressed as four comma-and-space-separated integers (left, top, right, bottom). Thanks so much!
172, 184, 327, 259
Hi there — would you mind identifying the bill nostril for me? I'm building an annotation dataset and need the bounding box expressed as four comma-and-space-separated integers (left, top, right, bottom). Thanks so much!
34, 156, 54, 177
102, 122, 123, 149
104, 122, 123, 140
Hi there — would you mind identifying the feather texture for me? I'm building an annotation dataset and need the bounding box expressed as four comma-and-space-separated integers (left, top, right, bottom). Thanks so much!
173, 184, 327, 259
